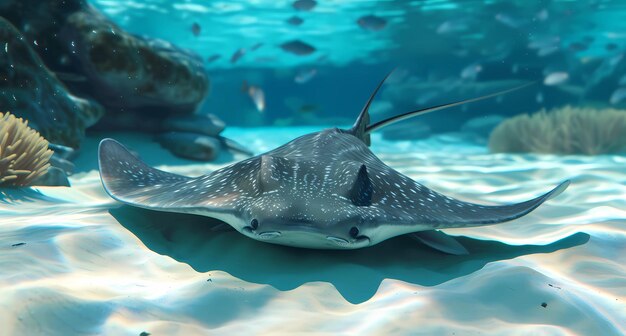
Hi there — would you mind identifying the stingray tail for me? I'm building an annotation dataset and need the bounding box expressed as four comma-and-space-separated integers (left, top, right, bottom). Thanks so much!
365, 82, 534, 135
347, 70, 534, 146
348, 70, 396, 146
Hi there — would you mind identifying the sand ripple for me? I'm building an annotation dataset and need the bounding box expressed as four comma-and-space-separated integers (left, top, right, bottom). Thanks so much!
1, 133, 625, 335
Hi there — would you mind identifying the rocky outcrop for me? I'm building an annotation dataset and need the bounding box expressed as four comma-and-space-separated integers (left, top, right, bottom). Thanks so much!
1, 0, 209, 118
61, 7, 209, 117
0, 17, 104, 148
0, 0, 249, 162
156, 114, 253, 160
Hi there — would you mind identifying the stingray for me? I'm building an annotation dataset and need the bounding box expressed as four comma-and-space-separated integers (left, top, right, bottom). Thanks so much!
99, 74, 569, 254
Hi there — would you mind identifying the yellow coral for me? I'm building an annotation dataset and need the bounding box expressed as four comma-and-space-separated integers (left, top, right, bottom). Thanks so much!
489, 106, 626, 155
0, 112, 53, 186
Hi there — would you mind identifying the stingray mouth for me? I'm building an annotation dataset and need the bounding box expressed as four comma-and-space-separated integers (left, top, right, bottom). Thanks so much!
257, 231, 282, 240
326, 235, 370, 247
242, 224, 370, 248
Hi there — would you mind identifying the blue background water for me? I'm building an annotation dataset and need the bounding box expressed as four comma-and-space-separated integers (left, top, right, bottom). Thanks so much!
2, 1, 626, 334
87, 0, 626, 130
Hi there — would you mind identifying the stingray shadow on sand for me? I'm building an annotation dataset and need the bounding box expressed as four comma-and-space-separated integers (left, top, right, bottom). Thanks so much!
111, 206, 589, 304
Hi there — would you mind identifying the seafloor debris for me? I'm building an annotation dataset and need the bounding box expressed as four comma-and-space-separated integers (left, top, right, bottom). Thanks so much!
489, 106, 626, 155
0, 112, 53, 187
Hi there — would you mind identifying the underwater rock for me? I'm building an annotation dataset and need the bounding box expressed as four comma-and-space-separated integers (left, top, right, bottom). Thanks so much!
461, 114, 505, 139
61, 7, 209, 116
218, 136, 254, 156
31, 167, 70, 187
0, 0, 85, 73
156, 132, 221, 161
0, 17, 104, 148
489, 106, 626, 155
2, 0, 209, 116
48, 154, 75, 175
48, 143, 76, 161
162, 114, 226, 136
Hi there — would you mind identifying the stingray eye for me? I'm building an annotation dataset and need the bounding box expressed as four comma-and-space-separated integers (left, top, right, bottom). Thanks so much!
250, 218, 259, 230
349, 226, 359, 238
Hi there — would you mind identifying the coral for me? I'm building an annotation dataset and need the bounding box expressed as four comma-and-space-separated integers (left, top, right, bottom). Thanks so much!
0, 112, 53, 187
489, 106, 626, 155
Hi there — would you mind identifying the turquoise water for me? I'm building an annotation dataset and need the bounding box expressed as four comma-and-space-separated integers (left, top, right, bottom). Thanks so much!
90, 0, 626, 67
2, 0, 626, 334
88, 0, 626, 129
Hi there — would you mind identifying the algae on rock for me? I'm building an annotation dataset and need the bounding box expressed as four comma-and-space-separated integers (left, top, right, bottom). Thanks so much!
489, 106, 626, 155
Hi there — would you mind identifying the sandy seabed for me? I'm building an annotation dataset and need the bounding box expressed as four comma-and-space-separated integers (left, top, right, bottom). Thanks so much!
1, 127, 625, 335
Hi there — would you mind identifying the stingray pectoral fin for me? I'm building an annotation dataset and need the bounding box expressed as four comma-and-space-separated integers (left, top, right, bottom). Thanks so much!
409, 230, 469, 255
99, 138, 243, 222
469, 179, 570, 225
98, 138, 191, 202
434, 180, 571, 227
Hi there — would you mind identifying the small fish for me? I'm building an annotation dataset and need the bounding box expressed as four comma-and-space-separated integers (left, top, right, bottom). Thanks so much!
230, 48, 246, 63
294, 68, 317, 84
286, 16, 304, 26
280, 40, 316, 56
357, 15, 387, 31
554, 84, 585, 96
537, 45, 560, 57
242, 81, 265, 112
495, 13, 527, 29
206, 54, 221, 63
250, 42, 264, 51
460, 63, 482, 80
528, 36, 560, 50
543, 72, 569, 86
317, 54, 329, 62
298, 104, 319, 113
536, 9, 549, 21
293, 0, 316, 11
436, 19, 469, 34
588, 53, 624, 88
191, 22, 201, 37
536, 92, 544, 104
606, 43, 619, 51
569, 42, 588, 52
619, 74, 626, 86
610, 87, 626, 105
